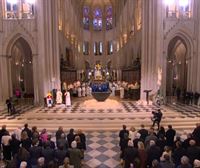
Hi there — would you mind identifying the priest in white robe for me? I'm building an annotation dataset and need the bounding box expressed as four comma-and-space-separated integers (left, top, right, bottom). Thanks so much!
112, 86, 115, 96
65, 91, 71, 107
120, 87, 124, 99
56, 90, 63, 104
78, 87, 82, 97
82, 86, 86, 97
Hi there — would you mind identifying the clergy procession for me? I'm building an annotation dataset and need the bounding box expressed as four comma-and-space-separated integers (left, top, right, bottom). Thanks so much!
45, 80, 140, 107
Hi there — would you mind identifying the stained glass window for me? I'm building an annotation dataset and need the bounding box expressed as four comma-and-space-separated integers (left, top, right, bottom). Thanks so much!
106, 6, 112, 30
83, 6, 90, 30
93, 8, 102, 31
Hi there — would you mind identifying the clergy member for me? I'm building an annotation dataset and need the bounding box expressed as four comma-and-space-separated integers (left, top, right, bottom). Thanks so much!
120, 86, 124, 99
56, 90, 63, 104
65, 91, 71, 107
82, 86, 86, 97
78, 87, 82, 97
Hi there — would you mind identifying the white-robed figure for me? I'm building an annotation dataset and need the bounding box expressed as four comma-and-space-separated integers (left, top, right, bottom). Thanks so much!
65, 91, 71, 107
78, 87, 82, 97
112, 86, 115, 96
120, 86, 124, 99
86, 86, 91, 96
56, 90, 63, 104
82, 86, 86, 97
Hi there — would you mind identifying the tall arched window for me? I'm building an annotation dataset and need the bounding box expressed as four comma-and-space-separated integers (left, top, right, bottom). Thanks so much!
93, 8, 102, 31
106, 6, 112, 30
5, 0, 35, 19
83, 6, 90, 30
165, 0, 192, 18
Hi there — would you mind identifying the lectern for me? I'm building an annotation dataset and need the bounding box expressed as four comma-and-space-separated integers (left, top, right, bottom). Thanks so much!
143, 90, 152, 105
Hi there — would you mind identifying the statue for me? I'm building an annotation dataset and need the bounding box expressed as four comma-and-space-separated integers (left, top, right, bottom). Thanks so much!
94, 63, 102, 80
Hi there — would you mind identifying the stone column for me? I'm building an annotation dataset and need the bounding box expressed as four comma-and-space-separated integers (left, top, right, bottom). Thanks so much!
196, 0, 200, 92
0, 0, 3, 32
37, 0, 60, 102
140, 0, 164, 99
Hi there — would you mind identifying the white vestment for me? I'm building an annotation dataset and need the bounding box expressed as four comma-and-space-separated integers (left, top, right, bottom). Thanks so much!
120, 87, 124, 99
112, 87, 115, 96
78, 87, 82, 97
82, 87, 86, 97
56, 91, 63, 104
65, 92, 71, 106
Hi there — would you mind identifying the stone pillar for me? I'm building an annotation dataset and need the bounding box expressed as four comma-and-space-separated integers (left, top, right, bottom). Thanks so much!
0, 0, 3, 32
37, 0, 60, 102
0, 56, 12, 102
140, 0, 164, 99
196, 0, 200, 92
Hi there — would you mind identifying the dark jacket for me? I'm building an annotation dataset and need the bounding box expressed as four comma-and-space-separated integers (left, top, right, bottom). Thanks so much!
41, 147, 54, 165
29, 146, 42, 165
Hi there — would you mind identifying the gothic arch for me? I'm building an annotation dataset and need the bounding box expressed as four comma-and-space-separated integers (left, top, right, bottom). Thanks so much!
164, 29, 193, 59
3, 31, 36, 57
163, 29, 194, 99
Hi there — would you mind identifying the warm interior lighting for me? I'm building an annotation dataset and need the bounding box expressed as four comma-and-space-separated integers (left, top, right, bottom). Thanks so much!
179, 0, 189, 7
26, 0, 35, 4
164, 0, 175, 6
7, 0, 18, 4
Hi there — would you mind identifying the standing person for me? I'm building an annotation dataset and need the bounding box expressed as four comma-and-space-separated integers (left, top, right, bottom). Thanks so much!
6, 98, 12, 115
166, 125, 176, 147
75, 129, 86, 151
78, 87, 82, 97
67, 129, 75, 148
56, 90, 63, 104
22, 123, 32, 139
65, 91, 71, 107
119, 125, 129, 159
138, 124, 149, 142
9, 134, 21, 158
69, 141, 82, 168
152, 109, 163, 130
82, 86, 86, 97
123, 140, 139, 168
1, 131, 11, 160
56, 127, 65, 142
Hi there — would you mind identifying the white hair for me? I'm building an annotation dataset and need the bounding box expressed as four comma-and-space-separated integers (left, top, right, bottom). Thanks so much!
71, 141, 77, 148
150, 140, 155, 146
20, 161, 27, 168
194, 159, 200, 168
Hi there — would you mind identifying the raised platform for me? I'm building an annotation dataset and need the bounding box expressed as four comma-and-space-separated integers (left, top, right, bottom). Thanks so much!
0, 98, 199, 134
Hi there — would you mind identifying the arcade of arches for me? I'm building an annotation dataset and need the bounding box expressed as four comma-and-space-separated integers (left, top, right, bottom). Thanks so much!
0, 0, 199, 105
0, 1, 199, 119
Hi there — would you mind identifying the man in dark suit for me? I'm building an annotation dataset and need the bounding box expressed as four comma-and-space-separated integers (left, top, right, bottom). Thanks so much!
22, 123, 32, 139
119, 125, 129, 158
29, 139, 42, 167
138, 124, 148, 142
166, 125, 176, 147
123, 140, 139, 168
152, 109, 163, 130
6, 98, 12, 115
146, 140, 162, 167
41, 141, 55, 165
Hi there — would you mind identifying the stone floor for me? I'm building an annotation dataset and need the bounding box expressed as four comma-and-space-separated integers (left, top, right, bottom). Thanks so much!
83, 131, 121, 168
0, 97, 200, 167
